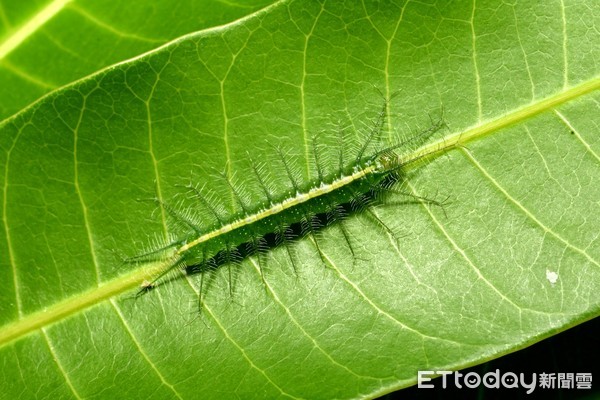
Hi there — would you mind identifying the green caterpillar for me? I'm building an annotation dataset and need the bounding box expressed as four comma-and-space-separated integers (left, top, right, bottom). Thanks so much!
129, 97, 448, 306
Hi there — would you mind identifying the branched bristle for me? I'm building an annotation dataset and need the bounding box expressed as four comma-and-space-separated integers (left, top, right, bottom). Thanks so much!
248, 156, 276, 204
220, 170, 252, 214
375, 113, 446, 171
276, 146, 301, 192
125, 236, 181, 264
355, 95, 388, 165
130, 91, 454, 315
188, 184, 226, 224
312, 134, 325, 182
338, 127, 346, 174
158, 198, 202, 234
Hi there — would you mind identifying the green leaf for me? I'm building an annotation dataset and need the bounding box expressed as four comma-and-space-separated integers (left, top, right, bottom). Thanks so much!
0, 0, 274, 119
1, 0, 599, 399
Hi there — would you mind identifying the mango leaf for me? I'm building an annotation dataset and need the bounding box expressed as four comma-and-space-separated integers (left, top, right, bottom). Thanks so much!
1, 1, 599, 399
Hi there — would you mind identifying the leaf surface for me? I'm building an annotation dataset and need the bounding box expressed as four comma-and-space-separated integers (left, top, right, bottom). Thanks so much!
0, 0, 599, 399
0, 0, 274, 119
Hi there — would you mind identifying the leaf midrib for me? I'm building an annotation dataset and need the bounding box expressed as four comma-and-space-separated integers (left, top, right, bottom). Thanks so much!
0, 77, 598, 348
0, 0, 73, 61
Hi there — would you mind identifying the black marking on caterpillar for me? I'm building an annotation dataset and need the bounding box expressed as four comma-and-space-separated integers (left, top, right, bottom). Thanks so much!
126, 95, 452, 310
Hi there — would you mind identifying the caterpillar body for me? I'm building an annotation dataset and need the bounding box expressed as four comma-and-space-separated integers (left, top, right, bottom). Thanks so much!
129, 97, 448, 304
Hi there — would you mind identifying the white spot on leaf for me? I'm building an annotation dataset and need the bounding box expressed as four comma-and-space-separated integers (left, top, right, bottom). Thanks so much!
546, 270, 559, 285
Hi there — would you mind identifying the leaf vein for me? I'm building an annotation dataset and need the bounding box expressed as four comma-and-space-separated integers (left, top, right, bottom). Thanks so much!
248, 258, 381, 381
109, 300, 184, 400
463, 147, 600, 269
41, 329, 83, 399
200, 300, 302, 400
